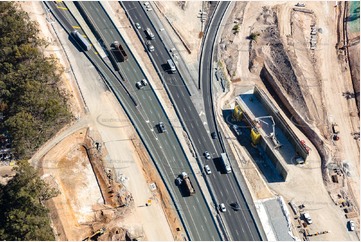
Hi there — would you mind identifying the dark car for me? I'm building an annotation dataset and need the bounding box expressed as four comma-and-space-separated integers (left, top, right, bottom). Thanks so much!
175, 177, 182, 186
230, 202, 241, 211
211, 132, 217, 139
157, 122, 166, 133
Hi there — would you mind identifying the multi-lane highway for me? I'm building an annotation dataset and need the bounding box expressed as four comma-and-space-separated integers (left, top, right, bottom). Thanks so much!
45, 1, 221, 240
122, 1, 262, 240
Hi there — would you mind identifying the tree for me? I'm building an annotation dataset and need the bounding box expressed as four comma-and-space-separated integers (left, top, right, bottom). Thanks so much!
0, 2, 72, 159
249, 32, 261, 42
0, 160, 58, 240
232, 24, 240, 35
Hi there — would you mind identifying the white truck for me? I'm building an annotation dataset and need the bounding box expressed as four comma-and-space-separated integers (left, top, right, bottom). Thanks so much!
220, 153, 232, 173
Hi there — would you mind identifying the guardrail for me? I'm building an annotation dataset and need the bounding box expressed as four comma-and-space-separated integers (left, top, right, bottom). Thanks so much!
49, 3, 191, 240
201, 2, 267, 240
119, 2, 224, 240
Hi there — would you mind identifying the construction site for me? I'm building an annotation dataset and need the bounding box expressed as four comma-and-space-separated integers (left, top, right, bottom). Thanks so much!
3, 1, 357, 241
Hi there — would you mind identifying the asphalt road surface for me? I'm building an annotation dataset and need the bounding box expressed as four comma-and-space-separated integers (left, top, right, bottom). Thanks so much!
46, 1, 221, 241
122, 1, 262, 240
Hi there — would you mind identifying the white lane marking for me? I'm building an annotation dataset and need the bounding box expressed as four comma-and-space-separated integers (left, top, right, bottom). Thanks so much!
110, 29, 114, 35
183, 107, 187, 113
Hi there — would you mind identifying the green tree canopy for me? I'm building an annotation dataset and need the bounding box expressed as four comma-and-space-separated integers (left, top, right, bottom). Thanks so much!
0, 2, 72, 159
0, 161, 58, 240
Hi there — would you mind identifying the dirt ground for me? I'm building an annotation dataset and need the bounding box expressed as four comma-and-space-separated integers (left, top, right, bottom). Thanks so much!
216, 1, 359, 241
16, 1, 359, 241
18, 1, 177, 241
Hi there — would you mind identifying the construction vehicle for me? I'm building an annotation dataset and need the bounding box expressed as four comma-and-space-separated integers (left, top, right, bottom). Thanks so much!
332, 123, 340, 141
181, 172, 195, 196
71, 30, 91, 51
254, 116, 282, 149
82, 227, 106, 241
302, 212, 313, 224
111, 41, 128, 62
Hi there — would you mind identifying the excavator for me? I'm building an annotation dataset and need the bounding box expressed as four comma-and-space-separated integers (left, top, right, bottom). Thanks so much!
82, 227, 106, 241
254, 115, 282, 149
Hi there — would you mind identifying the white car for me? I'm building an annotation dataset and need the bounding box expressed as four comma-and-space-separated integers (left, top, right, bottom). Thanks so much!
135, 81, 143, 89
219, 203, 226, 212
204, 165, 211, 175
141, 79, 148, 86
135, 23, 141, 29
303, 212, 312, 224
204, 151, 211, 160
348, 220, 355, 231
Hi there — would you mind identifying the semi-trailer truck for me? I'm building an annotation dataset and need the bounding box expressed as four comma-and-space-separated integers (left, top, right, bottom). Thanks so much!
111, 41, 128, 62
71, 30, 91, 51
181, 172, 195, 196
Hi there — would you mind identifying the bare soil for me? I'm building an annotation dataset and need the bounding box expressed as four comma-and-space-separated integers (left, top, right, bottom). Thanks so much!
217, 1, 359, 240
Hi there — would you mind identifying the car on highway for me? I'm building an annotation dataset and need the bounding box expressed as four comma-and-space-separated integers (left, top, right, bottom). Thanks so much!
211, 132, 217, 139
135, 22, 141, 29
141, 79, 148, 86
204, 151, 211, 160
135, 81, 143, 89
230, 202, 241, 211
175, 177, 182, 186
146, 41, 154, 52
219, 203, 226, 213
157, 122, 166, 133
143, 2, 150, 6
204, 165, 211, 175
348, 220, 355, 231
146, 6, 152, 11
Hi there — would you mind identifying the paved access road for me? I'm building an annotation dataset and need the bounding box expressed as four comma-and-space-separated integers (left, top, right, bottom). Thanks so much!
122, 1, 262, 240
46, 1, 221, 241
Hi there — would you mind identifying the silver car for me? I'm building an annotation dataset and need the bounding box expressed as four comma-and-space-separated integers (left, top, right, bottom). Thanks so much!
219, 203, 226, 212
204, 165, 211, 175
204, 151, 211, 160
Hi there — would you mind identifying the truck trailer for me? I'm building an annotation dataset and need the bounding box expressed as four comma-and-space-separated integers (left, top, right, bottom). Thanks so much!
111, 41, 128, 62
181, 172, 195, 196
71, 30, 91, 51
220, 153, 232, 173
